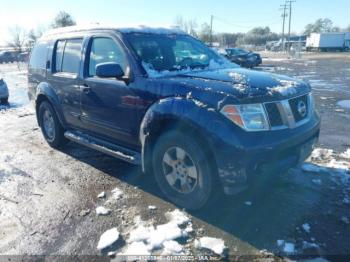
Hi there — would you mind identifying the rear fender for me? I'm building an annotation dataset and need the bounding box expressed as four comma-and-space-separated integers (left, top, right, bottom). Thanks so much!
35, 83, 66, 128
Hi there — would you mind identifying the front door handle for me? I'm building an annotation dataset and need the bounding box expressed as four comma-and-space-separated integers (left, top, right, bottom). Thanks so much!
81, 84, 91, 94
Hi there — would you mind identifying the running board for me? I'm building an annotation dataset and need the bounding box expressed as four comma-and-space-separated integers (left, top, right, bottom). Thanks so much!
64, 131, 141, 165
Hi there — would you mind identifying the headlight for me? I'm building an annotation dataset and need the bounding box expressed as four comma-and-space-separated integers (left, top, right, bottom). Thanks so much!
220, 104, 269, 131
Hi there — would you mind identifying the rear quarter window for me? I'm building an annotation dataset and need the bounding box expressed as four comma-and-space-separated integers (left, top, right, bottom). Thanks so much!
29, 42, 48, 69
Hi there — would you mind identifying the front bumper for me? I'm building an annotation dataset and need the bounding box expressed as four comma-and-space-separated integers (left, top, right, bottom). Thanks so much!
212, 112, 320, 194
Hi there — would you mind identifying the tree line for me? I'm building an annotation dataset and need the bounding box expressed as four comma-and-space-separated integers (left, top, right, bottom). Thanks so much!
6, 12, 350, 52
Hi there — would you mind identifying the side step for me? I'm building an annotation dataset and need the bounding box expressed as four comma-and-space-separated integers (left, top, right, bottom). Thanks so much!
64, 131, 141, 165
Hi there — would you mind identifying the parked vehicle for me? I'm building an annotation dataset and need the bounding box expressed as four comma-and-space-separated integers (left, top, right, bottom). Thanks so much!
306, 33, 350, 52
0, 78, 9, 104
224, 48, 262, 68
0, 51, 16, 63
17, 52, 30, 62
28, 26, 320, 209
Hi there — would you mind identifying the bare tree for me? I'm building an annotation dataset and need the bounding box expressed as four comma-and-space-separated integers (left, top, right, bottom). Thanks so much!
7, 26, 28, 52
52, 11, 76, 28
174, 16, 198, 37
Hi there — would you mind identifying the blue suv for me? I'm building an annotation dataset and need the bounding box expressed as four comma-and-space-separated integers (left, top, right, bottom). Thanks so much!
28, 26, 320, 209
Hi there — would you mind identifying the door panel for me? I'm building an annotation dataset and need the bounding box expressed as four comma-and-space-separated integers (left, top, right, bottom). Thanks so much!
80, 36, 138, 147
47, 38, 83, 127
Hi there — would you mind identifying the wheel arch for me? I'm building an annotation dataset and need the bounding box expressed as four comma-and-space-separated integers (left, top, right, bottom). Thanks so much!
140, 97, 220, 179
35, 83, 66, 128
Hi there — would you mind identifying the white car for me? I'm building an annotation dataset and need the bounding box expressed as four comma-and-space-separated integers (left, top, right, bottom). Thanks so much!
0, 78, 9, 103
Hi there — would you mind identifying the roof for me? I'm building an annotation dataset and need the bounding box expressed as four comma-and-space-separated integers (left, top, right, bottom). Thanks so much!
41, 24, 187, 39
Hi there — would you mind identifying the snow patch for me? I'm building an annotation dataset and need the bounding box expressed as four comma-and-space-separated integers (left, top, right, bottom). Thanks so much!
269, 79, 298, 96
161, 240, 184, 255
194, 237, 226, 255
97, 191, 106, 198
165, 209, 190, 226
96, 206, 111, 216
120, 241, 151, 256
283, 242, 295, 254
311, 148, 333, 161
121, 209, 190, 255
111, 187, 123, 200
340, 149, 350, 159
302, 223, 311, 233
97, 228, 120, 250
148, 205, 157, 211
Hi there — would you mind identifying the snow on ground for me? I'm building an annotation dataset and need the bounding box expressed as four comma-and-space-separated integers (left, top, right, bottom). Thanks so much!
311, 148, 333, 161
119, 210, 191, 255
194, 237, 226, 255
111, 187, 123, 200
97, 228, 120, 250
148, 205, 157, 211
97, 191, 106, 198
302, 148, 350, 185
340, 149, 350, 159
96, 206, 111, 216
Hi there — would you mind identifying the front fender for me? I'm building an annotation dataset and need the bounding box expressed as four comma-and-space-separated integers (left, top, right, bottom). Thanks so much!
139, 97, 243, 172
35, 83, 66, 128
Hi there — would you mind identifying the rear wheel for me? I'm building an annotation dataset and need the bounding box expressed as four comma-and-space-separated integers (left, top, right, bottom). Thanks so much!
152, 131, 213, 210
38, 101, 67, 148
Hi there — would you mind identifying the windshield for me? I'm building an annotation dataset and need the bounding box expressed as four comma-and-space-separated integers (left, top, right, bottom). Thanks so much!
125, 33, 236, 76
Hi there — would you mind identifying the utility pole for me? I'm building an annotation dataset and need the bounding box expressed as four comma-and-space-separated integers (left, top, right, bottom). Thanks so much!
210, 15, 214, 47
287, 0, 296, 51
280, 2, 288, 52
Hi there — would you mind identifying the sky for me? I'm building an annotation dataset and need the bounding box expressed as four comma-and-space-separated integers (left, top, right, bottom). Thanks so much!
0, 0, 349, 45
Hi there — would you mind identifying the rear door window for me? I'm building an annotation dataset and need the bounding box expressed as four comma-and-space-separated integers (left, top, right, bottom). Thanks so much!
54, 38, 82, 74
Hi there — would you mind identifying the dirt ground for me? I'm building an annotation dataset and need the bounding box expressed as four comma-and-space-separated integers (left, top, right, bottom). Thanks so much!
0, 53, 350, 261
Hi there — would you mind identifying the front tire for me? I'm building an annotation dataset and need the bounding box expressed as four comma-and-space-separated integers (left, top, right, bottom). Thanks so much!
152, 131, 213, 210
38, 101, 67, 148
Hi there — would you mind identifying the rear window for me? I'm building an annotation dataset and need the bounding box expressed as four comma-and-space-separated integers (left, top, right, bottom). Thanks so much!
54, 38, 82, 74
29, 42, 48, 69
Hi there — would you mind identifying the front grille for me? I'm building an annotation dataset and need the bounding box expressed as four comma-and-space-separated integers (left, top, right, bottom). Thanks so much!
289, 94, 309, 122
265, 103, 283, 127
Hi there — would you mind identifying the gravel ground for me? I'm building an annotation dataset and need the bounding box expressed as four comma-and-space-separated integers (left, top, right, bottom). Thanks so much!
0, 55, 349, 261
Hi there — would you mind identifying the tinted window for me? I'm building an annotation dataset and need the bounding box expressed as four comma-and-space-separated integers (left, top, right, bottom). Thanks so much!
88, 38, 127, 76
61, 39, 82, 74
29, 42, 47, 69
55, 40, 65, 72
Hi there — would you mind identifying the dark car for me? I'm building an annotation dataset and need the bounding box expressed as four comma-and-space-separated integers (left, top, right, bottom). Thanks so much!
224, 48, 262, 68
0, 51, 16, 63
0, 78, 9, 103
17, 52, 30, 62
28, 26, 320, 209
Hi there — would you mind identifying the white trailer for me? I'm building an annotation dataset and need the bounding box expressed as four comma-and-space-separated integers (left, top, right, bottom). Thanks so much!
306, 33, 349, 51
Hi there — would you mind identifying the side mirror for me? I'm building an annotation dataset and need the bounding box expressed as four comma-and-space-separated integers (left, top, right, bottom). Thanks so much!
95, 62, 124, 79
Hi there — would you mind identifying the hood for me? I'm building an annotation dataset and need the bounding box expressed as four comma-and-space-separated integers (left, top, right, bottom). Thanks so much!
170, 68, 310, 102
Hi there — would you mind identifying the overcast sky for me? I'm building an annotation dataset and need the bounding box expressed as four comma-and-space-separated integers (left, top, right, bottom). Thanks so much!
0, 0, 349, 45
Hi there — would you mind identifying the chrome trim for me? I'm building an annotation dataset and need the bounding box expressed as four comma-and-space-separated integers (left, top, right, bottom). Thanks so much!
264, 93, 313, 130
